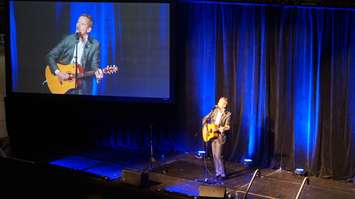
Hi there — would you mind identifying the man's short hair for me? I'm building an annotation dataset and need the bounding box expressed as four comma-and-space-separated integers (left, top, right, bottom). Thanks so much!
80, 13, 93, 28
220, 97, 228, 103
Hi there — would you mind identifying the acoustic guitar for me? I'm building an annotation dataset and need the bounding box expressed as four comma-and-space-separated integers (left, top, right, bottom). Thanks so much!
44, 63, 118, 94
202, 123, 220, 142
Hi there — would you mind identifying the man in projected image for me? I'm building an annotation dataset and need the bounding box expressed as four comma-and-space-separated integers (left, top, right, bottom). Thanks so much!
202, 97, 231, 181
46, 14, 104, 95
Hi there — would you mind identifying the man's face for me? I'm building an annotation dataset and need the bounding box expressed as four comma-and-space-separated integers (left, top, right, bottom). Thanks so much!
217, 98, 228, 110
76, 16, 92, 35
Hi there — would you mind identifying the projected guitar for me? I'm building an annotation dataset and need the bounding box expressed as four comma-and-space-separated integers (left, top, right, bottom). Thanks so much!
45, 63, 118, 94
202, 123, 220, 142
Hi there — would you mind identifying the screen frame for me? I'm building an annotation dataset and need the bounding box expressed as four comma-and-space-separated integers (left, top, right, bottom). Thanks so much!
4, 0, 176, 104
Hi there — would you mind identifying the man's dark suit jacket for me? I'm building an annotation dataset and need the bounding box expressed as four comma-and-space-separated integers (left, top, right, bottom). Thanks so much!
47, 34, 100, 94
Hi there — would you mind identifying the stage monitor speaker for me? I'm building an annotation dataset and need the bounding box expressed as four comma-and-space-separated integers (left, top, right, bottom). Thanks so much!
199, 184, 226, 198
121, 169, 148, 187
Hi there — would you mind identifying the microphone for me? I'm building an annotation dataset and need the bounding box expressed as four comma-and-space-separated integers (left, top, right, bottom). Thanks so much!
75, 32, 81, 40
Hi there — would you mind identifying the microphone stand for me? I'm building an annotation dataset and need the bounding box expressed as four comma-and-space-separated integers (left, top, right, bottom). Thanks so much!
74, 33, 80, 90
143, 124, 157, 173
149, 124, 156, 167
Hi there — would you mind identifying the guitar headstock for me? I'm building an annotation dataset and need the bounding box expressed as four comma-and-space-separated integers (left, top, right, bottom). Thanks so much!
102, 65, 119, 74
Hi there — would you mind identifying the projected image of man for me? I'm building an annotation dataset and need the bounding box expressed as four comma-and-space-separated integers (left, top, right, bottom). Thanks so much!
46, 14, 103, 95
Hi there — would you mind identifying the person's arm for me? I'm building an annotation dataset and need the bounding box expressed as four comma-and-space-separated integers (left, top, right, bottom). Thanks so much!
92, 43, 103, 83
47, 37, 67, 74
91, 43, 100, 71
219, 112, 231, 133
46, 36, 69, 80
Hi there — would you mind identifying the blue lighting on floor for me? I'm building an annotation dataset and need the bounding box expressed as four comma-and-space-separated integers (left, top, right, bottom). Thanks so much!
164, 182, 199, 197
49, 155, 123, 180
85, 163, 123, 181
49, 156, 101, 170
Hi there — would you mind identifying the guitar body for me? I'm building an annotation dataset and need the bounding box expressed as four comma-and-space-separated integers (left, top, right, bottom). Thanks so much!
45, 64, 84, 94
202, 123, 220, 142
45, 63, 118, 94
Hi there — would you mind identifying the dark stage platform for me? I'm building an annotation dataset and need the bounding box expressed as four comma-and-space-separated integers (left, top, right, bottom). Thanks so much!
1, 148, 355, 199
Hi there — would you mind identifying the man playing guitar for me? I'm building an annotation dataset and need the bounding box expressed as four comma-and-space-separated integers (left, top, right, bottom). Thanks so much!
202, 97, 231, 180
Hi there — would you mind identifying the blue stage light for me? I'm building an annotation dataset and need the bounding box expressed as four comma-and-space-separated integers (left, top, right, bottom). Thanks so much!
243, 158, 253, 166
295, 168, 305, 175
197, 150, 206, 155
194, 150, 206, 159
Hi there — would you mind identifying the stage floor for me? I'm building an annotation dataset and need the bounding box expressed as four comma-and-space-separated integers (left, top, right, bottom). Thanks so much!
148, 155, 355, 199
2, 147, 355, 198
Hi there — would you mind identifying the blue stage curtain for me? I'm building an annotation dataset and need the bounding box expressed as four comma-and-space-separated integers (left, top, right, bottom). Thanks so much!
178, 2, 355, 179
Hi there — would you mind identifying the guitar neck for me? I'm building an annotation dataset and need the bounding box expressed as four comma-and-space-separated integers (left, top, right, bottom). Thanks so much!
77, 71, 96, 79
73, 65, 117, 79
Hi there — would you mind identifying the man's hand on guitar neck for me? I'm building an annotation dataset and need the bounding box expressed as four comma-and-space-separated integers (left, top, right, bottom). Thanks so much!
94, 65, 118, 84
95, 69, 103, 84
